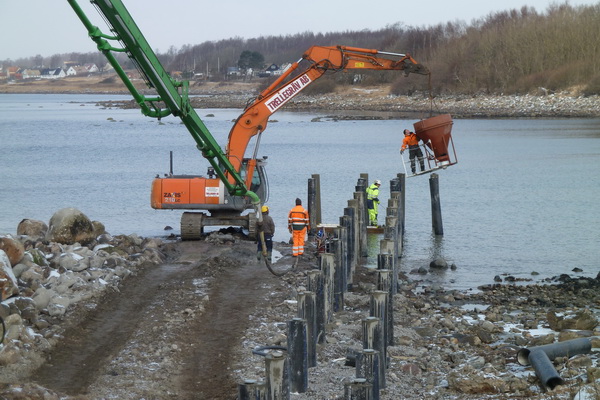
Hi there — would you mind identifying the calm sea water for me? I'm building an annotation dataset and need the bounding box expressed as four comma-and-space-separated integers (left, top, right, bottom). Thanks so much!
1, 94, 599, 290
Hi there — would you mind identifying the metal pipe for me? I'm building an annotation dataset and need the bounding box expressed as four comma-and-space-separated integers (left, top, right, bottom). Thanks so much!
344, 378, 372, 400
517, 337, 592, 390
517, 338, 592, 366
527, 349, 564, 390
265, 350, 289, 400
356, 349, 381, 400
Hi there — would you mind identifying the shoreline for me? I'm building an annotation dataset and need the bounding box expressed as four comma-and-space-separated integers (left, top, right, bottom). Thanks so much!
2, 80, 599, 118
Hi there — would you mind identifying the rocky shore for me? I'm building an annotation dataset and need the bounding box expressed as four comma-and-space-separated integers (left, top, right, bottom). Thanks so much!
187, 89, 600, 119
2, 78, 599, 118
1, 208, 599, 399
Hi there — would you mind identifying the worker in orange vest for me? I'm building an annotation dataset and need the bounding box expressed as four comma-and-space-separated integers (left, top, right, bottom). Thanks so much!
401, 128, 426, 174
288, 198, 310, 258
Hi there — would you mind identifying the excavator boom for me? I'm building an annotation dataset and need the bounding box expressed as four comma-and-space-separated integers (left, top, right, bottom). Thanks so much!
226, 46, 430, 188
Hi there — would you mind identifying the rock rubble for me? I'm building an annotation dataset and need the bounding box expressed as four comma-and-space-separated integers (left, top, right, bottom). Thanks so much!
0, 208, 599, 399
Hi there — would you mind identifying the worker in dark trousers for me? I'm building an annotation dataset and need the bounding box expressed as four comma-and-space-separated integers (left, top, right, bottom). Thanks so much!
257, 205, 275, 263
401, 129, 425, 174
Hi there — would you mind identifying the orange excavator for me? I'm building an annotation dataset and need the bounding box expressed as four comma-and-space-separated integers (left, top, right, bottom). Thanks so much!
69, 0, 454, 241
152, 46, 433, 239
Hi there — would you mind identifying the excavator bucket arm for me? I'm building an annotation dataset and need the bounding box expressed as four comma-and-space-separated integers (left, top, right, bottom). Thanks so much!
226, 46, 430, 188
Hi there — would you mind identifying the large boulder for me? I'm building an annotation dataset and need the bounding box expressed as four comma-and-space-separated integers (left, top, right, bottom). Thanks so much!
16, 219, 48, 239
45, 208, 96, 245
0, 235, 25, 266
0, 250, 19, 301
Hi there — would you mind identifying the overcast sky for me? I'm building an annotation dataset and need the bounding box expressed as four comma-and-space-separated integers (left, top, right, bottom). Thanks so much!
1, 0, 598, 60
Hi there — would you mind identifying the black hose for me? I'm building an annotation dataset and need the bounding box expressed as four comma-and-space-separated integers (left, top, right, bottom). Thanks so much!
252, 345, 287, 357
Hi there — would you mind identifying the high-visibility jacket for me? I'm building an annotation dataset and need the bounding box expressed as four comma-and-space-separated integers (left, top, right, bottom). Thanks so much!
366, 184, 380, 210
288, 205, 309, 231
401, 133, 420, 150
366, 184, 380, 201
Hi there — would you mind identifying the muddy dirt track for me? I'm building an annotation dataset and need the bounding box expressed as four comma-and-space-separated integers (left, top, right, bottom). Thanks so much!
26, 239, 290, 399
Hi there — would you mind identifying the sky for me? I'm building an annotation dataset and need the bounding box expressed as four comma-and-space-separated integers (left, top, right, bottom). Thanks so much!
1, 0, 599, 60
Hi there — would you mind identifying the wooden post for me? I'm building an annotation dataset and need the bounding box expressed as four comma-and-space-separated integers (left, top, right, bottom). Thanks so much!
379, 240, 397, 295
356, 174, 369, 257
330, 234, 345, 313
429, 173, 443, 235
362, 317, 385, 389
389, 192, 403, 257
307, 270, 325, 344
370, 290, 388, 373
346, 200, 360, 273
297, 291, 317, 368
307, 177, 317, 237
376, 269, 394, 348
287, 318, 308, 393
397, 173, 406, 240
341, 212, 354, 287
320, 253, 335, 325
311, 173, 322, 225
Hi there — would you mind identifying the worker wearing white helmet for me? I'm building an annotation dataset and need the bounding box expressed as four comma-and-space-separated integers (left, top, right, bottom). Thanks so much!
365, 180, 381, 226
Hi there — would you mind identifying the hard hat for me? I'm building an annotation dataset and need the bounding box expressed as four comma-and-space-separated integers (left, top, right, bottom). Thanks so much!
375, 179, 381, 185
261, 205, 269, 213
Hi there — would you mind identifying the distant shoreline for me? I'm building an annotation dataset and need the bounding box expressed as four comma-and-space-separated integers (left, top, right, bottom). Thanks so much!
2, 79, 599, 118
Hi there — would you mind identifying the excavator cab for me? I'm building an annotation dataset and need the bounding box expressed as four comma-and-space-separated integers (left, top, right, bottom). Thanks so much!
401, 114, 458, 176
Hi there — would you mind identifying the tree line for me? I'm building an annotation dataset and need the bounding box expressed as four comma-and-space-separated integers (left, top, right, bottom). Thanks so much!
3, 2, 599, 95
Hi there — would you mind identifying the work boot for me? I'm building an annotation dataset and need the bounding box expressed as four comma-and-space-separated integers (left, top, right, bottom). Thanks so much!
256, 251, 262, 261
267, 252, 272, 262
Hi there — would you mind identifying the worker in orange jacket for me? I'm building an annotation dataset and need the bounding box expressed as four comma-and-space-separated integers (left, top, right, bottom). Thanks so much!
288, 198, 310, 258
401, 129, 426, 174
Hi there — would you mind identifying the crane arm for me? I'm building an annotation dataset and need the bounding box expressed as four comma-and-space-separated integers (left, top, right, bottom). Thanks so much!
67, 0, 259, 205
226, 45, 430, 188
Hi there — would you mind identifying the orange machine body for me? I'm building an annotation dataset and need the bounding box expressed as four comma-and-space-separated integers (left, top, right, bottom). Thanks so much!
151, 176, 225, 209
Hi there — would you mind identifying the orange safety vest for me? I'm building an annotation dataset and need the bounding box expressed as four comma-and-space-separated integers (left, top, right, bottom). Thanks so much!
288, 205, 309, 231
401, 133, 420, 150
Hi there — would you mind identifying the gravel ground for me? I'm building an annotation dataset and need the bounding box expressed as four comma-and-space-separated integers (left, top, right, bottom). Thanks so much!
1, 230, 599, 400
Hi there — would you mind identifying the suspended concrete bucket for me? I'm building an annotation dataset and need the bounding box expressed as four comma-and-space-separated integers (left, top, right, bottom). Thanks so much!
413, 114, 456, 167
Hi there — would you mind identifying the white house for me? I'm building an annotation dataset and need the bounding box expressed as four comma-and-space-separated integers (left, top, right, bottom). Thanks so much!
84, 63, 99, 73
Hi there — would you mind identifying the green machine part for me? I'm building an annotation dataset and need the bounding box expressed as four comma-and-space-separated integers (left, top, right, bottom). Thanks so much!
66, 0, 259, 205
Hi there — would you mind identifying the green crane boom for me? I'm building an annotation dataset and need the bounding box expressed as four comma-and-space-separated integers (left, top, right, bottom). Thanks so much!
66, 0, 259, 205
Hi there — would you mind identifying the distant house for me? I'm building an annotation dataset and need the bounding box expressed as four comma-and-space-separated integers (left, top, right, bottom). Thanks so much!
40, 68, 66, 79
68, 66, 89, 76
227, 66, 241, 76
21, 69, 41, 79
258, 63, 291, 77
84, 63, 99, 73
6, 66, 21, 80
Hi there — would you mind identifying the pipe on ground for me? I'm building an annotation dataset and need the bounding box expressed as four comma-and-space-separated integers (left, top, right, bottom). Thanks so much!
517, 337, 592, 390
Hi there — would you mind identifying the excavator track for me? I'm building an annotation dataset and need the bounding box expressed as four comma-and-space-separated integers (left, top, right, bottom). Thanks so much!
181, 212, 204, 241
